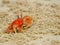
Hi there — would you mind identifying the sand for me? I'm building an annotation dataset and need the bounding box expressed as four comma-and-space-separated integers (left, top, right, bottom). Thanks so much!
0, 0, 60, 45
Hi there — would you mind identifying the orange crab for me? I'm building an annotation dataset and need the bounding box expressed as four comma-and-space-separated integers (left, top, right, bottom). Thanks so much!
5, 11, 33, 33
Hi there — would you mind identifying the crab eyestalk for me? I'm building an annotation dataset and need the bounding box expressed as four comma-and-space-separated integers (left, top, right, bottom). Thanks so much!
18, 11, 22, 18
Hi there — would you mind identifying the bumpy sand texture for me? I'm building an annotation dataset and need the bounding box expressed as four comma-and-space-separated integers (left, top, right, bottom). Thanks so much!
0, 0, 60, 45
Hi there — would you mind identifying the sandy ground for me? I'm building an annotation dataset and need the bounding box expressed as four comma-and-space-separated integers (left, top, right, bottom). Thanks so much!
0, 0, 60, 45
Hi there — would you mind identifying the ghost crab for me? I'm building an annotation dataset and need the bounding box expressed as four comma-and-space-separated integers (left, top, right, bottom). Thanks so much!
5, 11, 33, 34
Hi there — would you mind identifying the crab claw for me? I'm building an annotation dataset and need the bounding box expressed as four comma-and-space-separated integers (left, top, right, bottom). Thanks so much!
23, 16, 33, 29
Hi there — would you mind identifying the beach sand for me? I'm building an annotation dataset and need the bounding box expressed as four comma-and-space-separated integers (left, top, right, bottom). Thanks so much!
0, 0, 60, 45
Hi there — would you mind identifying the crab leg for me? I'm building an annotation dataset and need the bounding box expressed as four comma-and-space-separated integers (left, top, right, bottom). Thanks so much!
17, 26, 25, 33
13, 25, 17, 33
